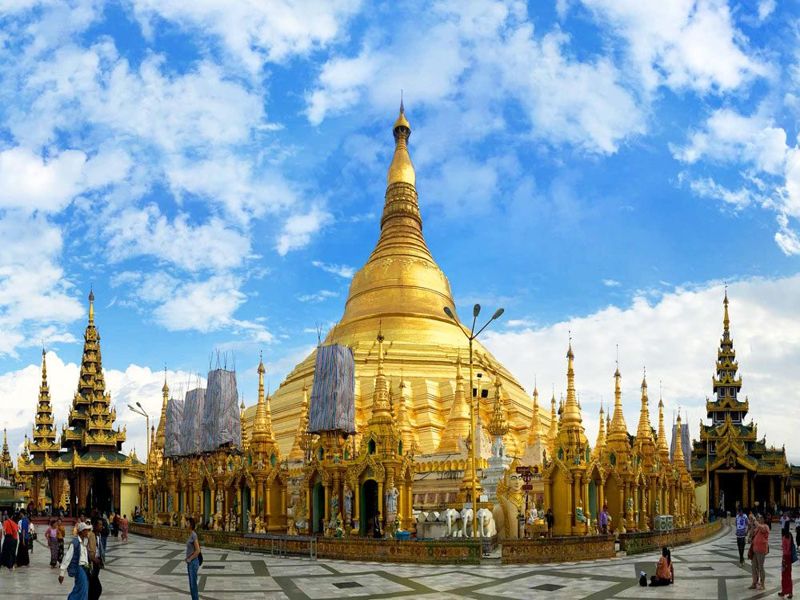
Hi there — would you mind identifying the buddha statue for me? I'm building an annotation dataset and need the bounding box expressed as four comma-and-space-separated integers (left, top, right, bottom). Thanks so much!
492, 459, 525, 538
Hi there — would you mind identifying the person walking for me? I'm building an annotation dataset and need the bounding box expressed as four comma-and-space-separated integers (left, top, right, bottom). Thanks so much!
16, 511, 30, 567
59, 522, 91, 600
87, 518, 103, 600
185, 517, 201, 600
119, 514, 129, 543
56, 517, 66, 563
736, 508, 748, 565
1, 513, 19, 570
99, 514, 109, 556
750, 515, 770, 591
46, 519, 59, 568
780, 527, 796, 598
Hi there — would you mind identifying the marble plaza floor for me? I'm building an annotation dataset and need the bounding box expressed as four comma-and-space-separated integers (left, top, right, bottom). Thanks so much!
0, 523, 796, 599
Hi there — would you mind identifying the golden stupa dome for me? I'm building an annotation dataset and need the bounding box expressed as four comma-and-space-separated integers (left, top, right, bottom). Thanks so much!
256, 105, 547, 458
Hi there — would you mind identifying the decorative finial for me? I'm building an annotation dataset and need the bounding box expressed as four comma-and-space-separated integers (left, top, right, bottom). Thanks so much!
400, 89, 404, 114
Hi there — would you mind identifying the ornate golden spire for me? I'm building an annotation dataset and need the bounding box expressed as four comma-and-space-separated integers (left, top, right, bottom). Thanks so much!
487, 376, 509, 437
592, 400, 607, 460
156, 368, 169, 451
606, 355, 631, 465
547, 390, 558, 453
656, 395, 670, 466
437, 353, 471, 453
561, 341, 582, 426
251, 353, 275, 453
368, 333, 393, 424
387, 99, 415, 186
527, 383, 541, 446
88, 287, 95, 324
633, 370, 655, 464
288, 382, 310, 461
0, 428, 12, 479
673, 412, 687, 473
31, 349, 58, 454
723, 286, 730, 334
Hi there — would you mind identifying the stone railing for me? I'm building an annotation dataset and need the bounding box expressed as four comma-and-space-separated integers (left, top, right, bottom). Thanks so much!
129, 523, 483, 564
501, 535, 616, 564
618, 521, 723, 555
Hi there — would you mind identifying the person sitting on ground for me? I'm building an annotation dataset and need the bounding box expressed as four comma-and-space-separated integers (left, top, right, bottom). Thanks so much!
649, 546, 674, 586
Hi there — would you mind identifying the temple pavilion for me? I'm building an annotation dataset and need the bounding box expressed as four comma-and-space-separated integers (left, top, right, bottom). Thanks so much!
17, 292, 143, 516
690, 292, 794, 512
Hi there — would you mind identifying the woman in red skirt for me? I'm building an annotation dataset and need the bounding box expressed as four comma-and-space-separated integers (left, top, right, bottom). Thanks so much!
780, 527, 795, 598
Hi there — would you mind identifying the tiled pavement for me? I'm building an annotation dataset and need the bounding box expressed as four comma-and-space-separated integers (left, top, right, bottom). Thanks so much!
0, 523, 796, 599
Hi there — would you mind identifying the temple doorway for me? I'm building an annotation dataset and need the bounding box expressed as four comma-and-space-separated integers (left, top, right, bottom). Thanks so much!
88, 472, 113, 514
241, 486, 251, 532
717, 473, 744, 513
360, 479, 379, 537
312, 481, 324, 534
203, 486, 211, 525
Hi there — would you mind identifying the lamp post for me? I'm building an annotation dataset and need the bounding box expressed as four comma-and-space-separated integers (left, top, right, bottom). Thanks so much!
444, 303, 504, 538
129, 403, 150, 516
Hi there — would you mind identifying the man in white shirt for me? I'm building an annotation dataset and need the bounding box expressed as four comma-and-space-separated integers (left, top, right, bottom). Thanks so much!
59, 521, 91, 600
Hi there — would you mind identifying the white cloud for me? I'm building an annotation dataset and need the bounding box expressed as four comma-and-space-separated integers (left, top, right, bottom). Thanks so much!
297, 289, 339, 303
602, 279, 621, 287
307, 2, 645, 155
674, 107, 800, 254
482, 275, 800, 464
312, 261, 355, 279
580, 0, 767, 93
0, 212, 83, 356
103, 205, 251, 272
757, 0, 776, 21
276, 208, 333, 255
130, 0, 361, 72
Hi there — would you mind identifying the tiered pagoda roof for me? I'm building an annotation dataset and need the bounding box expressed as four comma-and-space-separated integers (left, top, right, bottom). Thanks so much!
30, 349, 59, 456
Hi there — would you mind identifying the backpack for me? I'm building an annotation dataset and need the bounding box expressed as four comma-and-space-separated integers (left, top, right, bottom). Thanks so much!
639, 572, 648, 587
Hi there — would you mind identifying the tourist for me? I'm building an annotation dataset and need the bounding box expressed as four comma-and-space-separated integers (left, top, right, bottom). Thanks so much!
185, 517, 201, 600
46, 519, 59, 567
736, 507, 748, 565
545, 508, 554, 537
373, 511, 383, 538
99, 514, 109, 556
87, 518, 103, 600
780, 526, 795, 598
649, 546, 674, 586
120, 514, 129, 543
1, 512, 19, 570
599, 505, 609, 535
59, 521, 92, 600
16, 511, 30, 567
750, 515, 770, 591
56, 517, 66, 563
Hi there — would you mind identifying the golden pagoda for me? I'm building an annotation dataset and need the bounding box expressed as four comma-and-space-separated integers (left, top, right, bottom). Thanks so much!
249, 104, 549, 508
0, 429, 13, 481
17, 291, 142, 516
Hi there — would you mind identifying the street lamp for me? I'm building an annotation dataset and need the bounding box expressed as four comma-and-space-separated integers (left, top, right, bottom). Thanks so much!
128, 403, 150, 458
443, 303, 504, 538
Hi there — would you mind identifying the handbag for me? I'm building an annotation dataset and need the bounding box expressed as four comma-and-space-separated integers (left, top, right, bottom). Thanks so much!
791, 542, 798, 564
198, 551, 203, 566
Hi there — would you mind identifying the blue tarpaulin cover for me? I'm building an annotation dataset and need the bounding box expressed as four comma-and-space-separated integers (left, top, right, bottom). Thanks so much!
181, 388, 205, 455
201, 369, 242, 451
164, 398, 184, 457
309, 344, 356, 434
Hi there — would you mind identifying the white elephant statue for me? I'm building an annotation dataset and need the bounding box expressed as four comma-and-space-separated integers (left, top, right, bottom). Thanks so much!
476, 508, 497, 537
426, 511, 440, 523
460, 507, 474, 538
444, 508, 461, 537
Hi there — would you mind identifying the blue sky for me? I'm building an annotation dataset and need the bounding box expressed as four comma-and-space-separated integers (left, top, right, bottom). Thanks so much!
1, 0, 799, 462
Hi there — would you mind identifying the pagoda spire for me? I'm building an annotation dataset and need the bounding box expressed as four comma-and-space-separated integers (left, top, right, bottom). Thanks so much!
0, 428, 12, 479
656, 394, 670, 466
673, 413, 688, 474
288, 382, 310, 462
527, 383, 541, 446
561, 341, 582, 426
437, 353, 471, 453
368, 333, 393, 425
156, 368, 168, 451
31, 349, 58, 454
606, 353, 632, 464
633, 369, 656, 464
547, 390, 558, 453
592, 400, 607, 460
487, 376, 509, 438
251, 353, 276, 453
